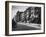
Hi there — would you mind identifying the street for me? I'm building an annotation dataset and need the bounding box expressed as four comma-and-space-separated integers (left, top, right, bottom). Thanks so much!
12, 22, 40, 31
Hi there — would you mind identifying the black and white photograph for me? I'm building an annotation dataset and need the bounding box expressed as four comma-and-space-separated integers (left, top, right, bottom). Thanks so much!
5, 1, 45, 36
12, 6, 41, 31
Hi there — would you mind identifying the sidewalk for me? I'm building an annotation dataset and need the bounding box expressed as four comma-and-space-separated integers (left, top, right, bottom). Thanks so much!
17, 22, 41, 29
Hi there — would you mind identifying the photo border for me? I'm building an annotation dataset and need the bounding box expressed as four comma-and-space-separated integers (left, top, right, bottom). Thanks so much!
5, 1, 45, 36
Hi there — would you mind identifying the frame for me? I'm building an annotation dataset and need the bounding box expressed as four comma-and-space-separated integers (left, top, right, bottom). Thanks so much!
5, 1, 45, 36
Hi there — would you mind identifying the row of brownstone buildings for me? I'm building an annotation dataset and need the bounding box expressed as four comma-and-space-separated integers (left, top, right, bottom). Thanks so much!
15, 7, 41, 24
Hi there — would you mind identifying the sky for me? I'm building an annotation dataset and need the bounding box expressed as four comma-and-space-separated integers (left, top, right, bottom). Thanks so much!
12, 6, 29, 19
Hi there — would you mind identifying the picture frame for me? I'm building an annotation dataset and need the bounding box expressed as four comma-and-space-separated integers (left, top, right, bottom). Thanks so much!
5, 1, 45, 36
